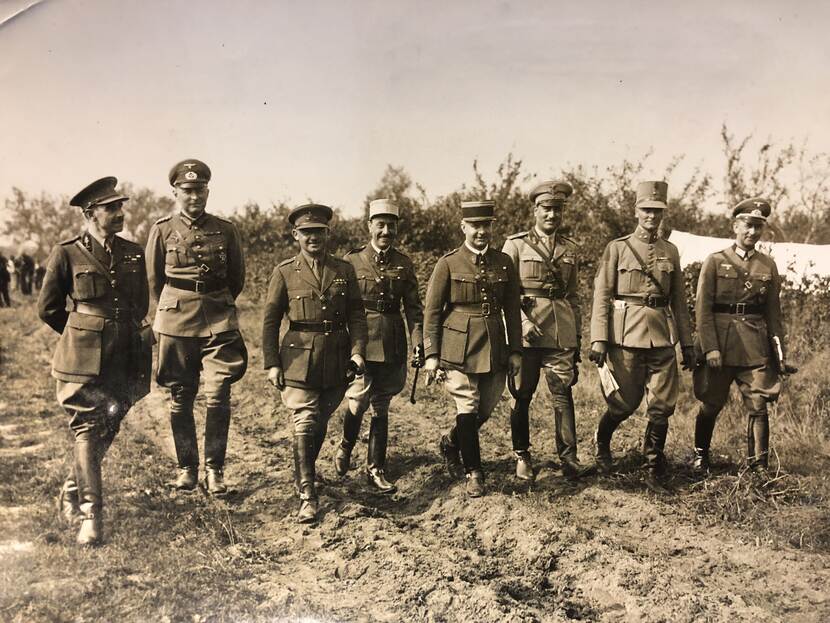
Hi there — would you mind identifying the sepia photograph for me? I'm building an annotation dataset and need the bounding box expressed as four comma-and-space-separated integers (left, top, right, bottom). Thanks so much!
1, 1, 829, 621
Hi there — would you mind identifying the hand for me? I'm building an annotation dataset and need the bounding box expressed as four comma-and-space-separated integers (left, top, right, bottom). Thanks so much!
705, 350, 722, 370
588, 341, 607, 367
681, 346, 697, 371
411, 343, 425, 368
350, 354, 366, 376
423, 355, 445, 386
523, 322, 544, 343
570, 364, 580, 387
508, 352, 522, 378
267, 366, 285, 391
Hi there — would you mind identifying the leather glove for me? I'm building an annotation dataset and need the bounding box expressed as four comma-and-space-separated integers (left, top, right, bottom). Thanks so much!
681, 346, 696, 371
588, 341, 607, 367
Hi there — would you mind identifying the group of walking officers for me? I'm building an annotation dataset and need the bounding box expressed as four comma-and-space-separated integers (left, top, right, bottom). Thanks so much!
35, 159, 795, 545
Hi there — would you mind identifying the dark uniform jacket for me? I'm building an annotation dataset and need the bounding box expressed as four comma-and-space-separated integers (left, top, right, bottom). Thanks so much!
343, 245, 423, 363
695, 246, 784, 367
590, 226, 693, 349
502, 228, 580, 349
38, 232, 149, 382
145, 211, 245, 337
261, 252, 368, 389
423, 244, 522, 374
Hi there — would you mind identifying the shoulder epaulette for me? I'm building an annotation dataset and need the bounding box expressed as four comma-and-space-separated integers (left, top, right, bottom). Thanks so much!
277, 257, 295, 267
154, 215, 173, 225
58, 235, 81, 246
345, 245, 366, 255
507, 231, 529, 240
391, 247, 411, 260
441, 248, 460, 259
558, 234, 579, 246
612, 234, 632, 243
212, 214, 232, 224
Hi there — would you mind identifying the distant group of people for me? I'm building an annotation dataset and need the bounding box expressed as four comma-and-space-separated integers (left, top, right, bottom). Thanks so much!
36, 159, 795, 547
0, 252, 46, 306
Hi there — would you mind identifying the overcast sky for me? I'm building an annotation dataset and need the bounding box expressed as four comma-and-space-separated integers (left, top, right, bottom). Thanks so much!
1, 0, 828, 219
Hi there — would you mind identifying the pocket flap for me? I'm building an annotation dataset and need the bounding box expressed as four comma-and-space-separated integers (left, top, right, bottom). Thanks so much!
282, 330, 314, 350
443, 313, 469, 333
158, 291, 179, 311
716, 264, 738, 278
450, 273, 478, 283
67, 312, 105, 331
288, 289, 314, 300
617, 255, 643, 272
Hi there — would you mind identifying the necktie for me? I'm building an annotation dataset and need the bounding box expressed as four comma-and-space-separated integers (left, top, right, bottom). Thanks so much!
311, 259, 321, 280
377, 251, 387, 265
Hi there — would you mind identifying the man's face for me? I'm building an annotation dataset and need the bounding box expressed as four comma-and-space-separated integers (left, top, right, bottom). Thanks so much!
635, 206, 664, 233
534, 202, 563, 235
174, 183, 209, 218
88, 201, 125, 236
293, 226, 328, 255
733, 217, 765, 250
368, 216, 398, 250
461, 220, 492, 250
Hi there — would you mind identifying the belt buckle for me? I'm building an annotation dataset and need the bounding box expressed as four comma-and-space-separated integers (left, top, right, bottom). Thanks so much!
735, 302, 746, 315
377, 300, 387, 312
194, 280, 205, 293
646, 294, 658, 308
323, 320, 333, 333
112, 308, 123, 321
481, 302, 491, 316
547, 287, 557, 299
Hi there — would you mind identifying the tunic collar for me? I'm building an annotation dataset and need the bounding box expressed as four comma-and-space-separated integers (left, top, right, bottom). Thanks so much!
464, 241, 488, 256
179, 210, 207, 227
733, 245, 755, 260
633, 225, 659, 243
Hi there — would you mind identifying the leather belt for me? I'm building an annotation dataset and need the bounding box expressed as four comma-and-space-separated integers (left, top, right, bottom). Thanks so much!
166, 277, 225, 294
73, 302, 133, 321
614, 294, 669, 308
449, 302, 501, 317
363, 299, 400, 313
289, 320, 347, 333
713, 303, 764, 315
522, 287, 566, 299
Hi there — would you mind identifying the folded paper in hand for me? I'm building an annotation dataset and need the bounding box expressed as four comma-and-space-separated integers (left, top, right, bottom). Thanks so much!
598, 363, 620, 398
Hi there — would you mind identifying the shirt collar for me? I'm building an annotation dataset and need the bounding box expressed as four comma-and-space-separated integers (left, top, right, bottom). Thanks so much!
633, 225, 659, 243
533, 225, 556, 241
734, 245, 755, 260
300, 249, 324, 267
464, 241, 488, 256
370, 241, 393, 256
86, 228, 113, 252
179, 210, 206, 227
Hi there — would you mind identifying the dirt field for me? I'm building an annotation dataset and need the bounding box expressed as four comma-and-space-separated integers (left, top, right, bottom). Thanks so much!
2, 299, 829, 622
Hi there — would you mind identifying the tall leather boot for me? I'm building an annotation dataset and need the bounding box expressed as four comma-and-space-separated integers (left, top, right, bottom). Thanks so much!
456, 413, 484, 497
692, 409, 717, 473
439, 425, 463, 479
295, 433, 318, 523
643, 422, 671, 495
510, 398, 533, 481
75, 436, 103, 546
556, 386, 593, 479
335, 408, 363, 477
58, 472, 83, 524
594, 411, 620, 474
748, 412, 770, 477
204, 404, 231, 496
366, 416, 396, 494
312, 418, 329, 464
169, 385, 198, 490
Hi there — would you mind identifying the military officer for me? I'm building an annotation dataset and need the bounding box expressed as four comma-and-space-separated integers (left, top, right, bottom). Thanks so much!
692, 198, 794, 477
262, 204, 368, 523
38, 177, 150, 545
334, 199, 424, 494
423, 200, 523, 497
588, 181, 695, 494
145, 159, 247, 496
502, 180, 592, 481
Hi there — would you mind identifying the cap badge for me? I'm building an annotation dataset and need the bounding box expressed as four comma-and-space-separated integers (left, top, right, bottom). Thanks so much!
751, 209, 762, 216
753, 201, 763, 207
184, 163, 196, 169
184, 171, 198, 180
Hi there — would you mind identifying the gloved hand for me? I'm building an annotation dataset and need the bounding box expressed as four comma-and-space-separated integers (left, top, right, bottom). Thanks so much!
705, 350, 722, 370
588, 341, 607, 367
424, 355, 445, 386
681, 346, 696, 371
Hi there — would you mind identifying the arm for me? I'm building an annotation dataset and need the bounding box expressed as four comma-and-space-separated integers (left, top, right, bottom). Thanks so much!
261, 267, 288, 369
695, 255, 719, 356
344, 262, 368, 360
227, 222, 245, 299
136, 249, 150, 320
422, 257, 449, 359
502, 255, 523, 354
402, 260, 424, 349
502, 238, 537, 336
670, 246, 693, 348
37, 246, 71, 334
765, 259, 786, 358
589, 242, 615, 345
144, 225, 166, 302
566, 247, 581, 340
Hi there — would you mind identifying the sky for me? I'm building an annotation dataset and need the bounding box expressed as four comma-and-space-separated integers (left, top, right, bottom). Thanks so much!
1, 0, 829, 222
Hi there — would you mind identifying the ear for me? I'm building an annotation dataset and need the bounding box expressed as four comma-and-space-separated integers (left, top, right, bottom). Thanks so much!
292, 228, 300, 241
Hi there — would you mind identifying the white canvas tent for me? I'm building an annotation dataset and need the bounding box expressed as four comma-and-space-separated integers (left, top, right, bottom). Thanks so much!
669, 230, 830, 282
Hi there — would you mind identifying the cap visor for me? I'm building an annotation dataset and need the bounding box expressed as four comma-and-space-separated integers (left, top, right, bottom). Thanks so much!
295, 223, 329, 230
462, 216, 496, 222
97, 194, 129, 206
635, 200, 667, 209
735, 214, 767, 222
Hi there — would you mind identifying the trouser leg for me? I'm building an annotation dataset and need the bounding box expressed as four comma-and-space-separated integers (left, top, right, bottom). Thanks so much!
455, 413, 481, 474
747, 411, 770, 468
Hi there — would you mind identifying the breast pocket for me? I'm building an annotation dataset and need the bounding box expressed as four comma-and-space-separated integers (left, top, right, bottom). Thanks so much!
165, 246, 188, 268
715, 264, 739, 301
656, 259, 674, 292
558, 254, 575, 283
616, 256, 644, 294
73, 266, 107, 300
288, 289, 315, 319
519, 255, 544, 281
450, 273, 479, 302
487, 269, 509, 300
357, 271, 379, 298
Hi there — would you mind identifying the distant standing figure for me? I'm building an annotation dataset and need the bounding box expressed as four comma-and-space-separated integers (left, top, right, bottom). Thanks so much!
145, 159, 248, 496
691, 198, 794, 478
588, 181, 695, 494
0, 254, 10, 307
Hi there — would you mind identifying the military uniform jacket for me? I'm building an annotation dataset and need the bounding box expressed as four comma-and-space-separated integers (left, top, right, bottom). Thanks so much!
695, 246, 784, 367
261, 252, 368, 389
590, 226, 692, 349
145, 211, 245, 337
423, 244, 522, 374
502, 228, 580, 349
344, 245, 423, 363
37, 232, 149, 382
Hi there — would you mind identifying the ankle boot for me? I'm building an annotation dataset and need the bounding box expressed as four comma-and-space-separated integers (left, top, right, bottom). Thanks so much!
295, 434, 318, 524
204, 404, 231, 493
75, 437, 103, 546
335, 408, 362, 477
595, 411, 620, 473
367, 417, 396, 494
